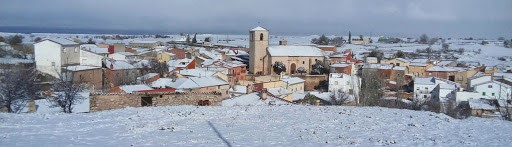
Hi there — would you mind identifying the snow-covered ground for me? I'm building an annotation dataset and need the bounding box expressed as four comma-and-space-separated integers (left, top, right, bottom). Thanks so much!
1, 106, 511, 146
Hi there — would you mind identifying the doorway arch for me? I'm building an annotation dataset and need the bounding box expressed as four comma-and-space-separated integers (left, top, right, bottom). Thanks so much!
290, 63, 297, 74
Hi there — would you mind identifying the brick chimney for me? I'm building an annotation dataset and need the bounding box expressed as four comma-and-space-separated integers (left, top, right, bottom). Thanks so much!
260, 88, 268, 100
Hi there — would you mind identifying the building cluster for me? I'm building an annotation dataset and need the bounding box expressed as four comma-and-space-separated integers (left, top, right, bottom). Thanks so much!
1, 26, 510, 118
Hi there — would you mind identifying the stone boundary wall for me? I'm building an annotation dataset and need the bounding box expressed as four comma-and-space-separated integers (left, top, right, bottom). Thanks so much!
90, 92, 224, 112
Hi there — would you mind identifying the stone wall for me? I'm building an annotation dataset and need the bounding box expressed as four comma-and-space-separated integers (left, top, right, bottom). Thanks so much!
90, 92, 224, 112
293, 75, 327, 91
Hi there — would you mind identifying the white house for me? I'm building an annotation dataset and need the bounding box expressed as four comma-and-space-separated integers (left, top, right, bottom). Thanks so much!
281, 76, 305, 93
431, 83, 460, 113
80, 49, 104, 67
467, 75, 492, 90
328, 73, 358, 95
34, 38, 80, 77
414, 77, 460, 100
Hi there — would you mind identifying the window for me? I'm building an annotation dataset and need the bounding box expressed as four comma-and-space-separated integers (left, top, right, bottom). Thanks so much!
259, 33, 264, 41
303, 61, 305, 64
488, 85, 493, 88
482, 92, 486, 96
51, 62, 55, 66
492, 93, 495, 96
423, 95, 427, 98
396, 63, 400, 66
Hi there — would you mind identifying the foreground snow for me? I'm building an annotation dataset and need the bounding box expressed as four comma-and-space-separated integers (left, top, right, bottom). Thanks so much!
1, 106, 511, 146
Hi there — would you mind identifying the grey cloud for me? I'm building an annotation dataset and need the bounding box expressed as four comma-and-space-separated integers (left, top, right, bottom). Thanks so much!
0, 0, 510, 38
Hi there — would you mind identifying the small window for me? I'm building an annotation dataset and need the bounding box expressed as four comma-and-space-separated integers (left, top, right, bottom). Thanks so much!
492, 93, 495, 96
423, 95, 427, 98
483, 92, 486, 96
488, 85, 493, 88
259, 33, 264, 41
396, 63, 400, 66
51, 62, 55, 66
303, 61, 305, 64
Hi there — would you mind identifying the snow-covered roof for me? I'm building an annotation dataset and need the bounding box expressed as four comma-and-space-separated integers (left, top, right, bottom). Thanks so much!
80, 44, 109, 54
222, 92, 291, 106
119, 84, 153, 93
468, 99, 497, 110
395, 58, 410, 63
41, 38, 79, 46
393, 66, 407, 71
105, 59, 137, 70
167, 58, 194, 68
409, 62, 429, 67
137, 73, 159, 81
250, 26, 267, 31
366, 57, 377, 60
65, 65, 101, 71
229, 85, 248, 94
436, 61, 455, 66
130, 40, 159, 44
267, 46, 324, 57
282, 77, 305, 85
427, 66, 466, 72
415, 77, 435, 85
410, 59, 429, 63
177, 68, 216, 77
331, 63, 351, 68
268, 87, 293, 97
151, 76, 227, 89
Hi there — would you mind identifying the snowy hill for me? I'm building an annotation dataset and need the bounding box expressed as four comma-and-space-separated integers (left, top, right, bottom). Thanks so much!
1, 106, 511, 146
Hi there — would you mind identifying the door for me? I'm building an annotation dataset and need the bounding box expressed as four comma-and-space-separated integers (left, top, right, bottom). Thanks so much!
141, 97, 153, 106
290, 63, 296, 74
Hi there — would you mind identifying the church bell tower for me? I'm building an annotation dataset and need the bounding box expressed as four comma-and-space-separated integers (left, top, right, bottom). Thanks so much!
249, 26, 269, 75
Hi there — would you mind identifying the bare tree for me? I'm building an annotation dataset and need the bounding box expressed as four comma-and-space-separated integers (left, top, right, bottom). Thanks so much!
359, 70, 384, 106
296, 67, 306, 75
419, 34, 429, 44
47, 71, 86, 113
0, 68, 39, 113
330, 89, 351, 105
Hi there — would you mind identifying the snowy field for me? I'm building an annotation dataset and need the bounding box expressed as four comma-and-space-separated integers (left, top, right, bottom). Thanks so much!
1, 106, 511, 146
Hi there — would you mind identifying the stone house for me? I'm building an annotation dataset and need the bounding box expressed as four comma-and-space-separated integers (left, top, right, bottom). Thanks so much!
104, 59, 140, 89
330, 63, 354, 75
408, 62, 434, 77
64, 65, 103, 90
281, 76, 305, 93
157, 52, 175, 63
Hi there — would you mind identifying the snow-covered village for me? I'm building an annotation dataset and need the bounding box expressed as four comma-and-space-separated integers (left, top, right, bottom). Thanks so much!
1, 0, 512, 146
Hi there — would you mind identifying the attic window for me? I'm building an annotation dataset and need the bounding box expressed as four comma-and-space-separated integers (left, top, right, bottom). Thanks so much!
488, 85, 492, 88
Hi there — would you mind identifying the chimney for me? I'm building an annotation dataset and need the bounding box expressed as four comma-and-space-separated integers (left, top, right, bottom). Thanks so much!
279, 39, 288, 46
260, 88, 268, 100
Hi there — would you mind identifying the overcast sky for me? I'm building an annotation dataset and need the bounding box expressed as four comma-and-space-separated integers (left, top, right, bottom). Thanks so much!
0, 0, 511, 38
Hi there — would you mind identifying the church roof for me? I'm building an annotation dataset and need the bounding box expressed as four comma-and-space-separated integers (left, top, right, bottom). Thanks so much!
267, 46, 324, 57
250, 26, 267, 31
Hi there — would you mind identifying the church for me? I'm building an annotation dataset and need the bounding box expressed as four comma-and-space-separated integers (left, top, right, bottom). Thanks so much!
249, 26, 325, 75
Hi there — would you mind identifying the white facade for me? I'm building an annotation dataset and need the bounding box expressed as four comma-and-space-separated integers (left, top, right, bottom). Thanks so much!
473, 81, 511, 100
413, 77, 459, 100
34, 39, 80, 77
328, 73, 358, 95
80, 50, 104, 67
468, 75, 492, 90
